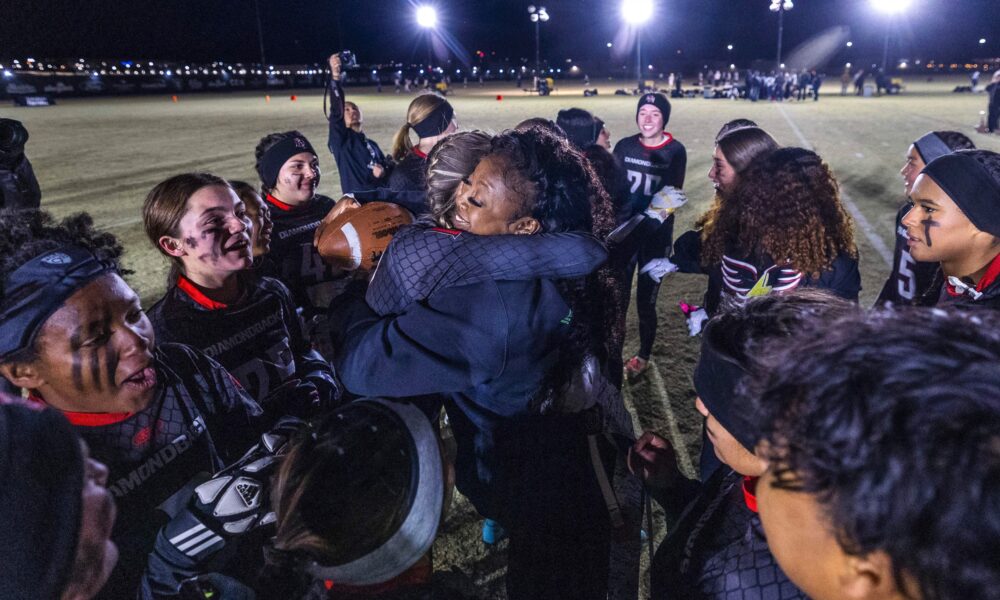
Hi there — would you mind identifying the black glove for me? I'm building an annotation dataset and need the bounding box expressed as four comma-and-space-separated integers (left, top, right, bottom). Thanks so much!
260, 379, 320, 420
141, 418, 307, 599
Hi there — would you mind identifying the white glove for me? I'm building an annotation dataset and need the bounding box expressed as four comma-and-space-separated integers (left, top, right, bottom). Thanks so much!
640, 258, 678, 282
645, 186, 688, 223
685, 307, 709, 336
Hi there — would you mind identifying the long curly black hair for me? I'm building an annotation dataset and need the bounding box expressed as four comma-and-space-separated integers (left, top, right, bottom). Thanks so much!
486, 127, 620, 412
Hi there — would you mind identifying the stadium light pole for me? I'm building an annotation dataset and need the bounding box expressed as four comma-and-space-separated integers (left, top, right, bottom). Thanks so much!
252, 0, 266, 67
622, 0, 653, 90
416, 6, 437, 73
527, 6, 550, 76
871, 0, 912, 71
769, 0, 793, 70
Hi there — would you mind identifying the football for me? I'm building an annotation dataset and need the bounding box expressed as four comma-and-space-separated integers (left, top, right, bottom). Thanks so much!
314, 202, 414, 270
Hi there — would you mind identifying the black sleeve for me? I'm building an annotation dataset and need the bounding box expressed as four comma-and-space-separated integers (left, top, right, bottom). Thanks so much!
330, 283, 507, 398
671, 229, 705, 274
271, 280, 341, 406
669, 145, 687, 190
815, 254, 862, 302
326, 78, 349, 154
183, 347, 266, 461
366, 228, 608, 315
352, 187, 429, 216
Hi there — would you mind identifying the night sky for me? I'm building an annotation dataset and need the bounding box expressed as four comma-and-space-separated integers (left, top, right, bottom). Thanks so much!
3, 0, 997, 70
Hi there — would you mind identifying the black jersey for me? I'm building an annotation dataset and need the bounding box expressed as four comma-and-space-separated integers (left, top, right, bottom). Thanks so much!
875, 203, 939, 306
258, 193, 347, 316
612, 133, 687, 219
59, 343, 262, 599
147, 274, 338, 408
386, 149, 428, 192
327, 79, 388, 194
651, 469, 806, 600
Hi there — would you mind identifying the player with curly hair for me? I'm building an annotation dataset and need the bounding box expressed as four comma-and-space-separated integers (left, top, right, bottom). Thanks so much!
670, 125, 781, 318
748, 308, 1000, 600
0, 209, 263, 598
903, 148, 1000, 309
876, 131, 975, 306
703, 146, 861, 307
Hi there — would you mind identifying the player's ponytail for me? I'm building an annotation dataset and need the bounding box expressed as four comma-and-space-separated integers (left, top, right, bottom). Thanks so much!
391, 93, 454, 160
391, 122, 415, 161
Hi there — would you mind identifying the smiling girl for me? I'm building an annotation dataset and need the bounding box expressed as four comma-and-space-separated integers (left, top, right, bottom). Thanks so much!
144, 173, 338, 415
0, 209, 263, 598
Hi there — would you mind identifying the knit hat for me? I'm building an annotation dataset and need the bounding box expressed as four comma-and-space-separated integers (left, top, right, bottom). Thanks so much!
922, 151, 1000, 238
0, 398, 85, 599
635, 92, 671, 125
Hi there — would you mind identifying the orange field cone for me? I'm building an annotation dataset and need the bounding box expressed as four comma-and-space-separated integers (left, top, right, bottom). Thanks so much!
290, 94, 297, 101
171, 95, 178, 103
496, 94, 503, 101
265, 95, 271, 102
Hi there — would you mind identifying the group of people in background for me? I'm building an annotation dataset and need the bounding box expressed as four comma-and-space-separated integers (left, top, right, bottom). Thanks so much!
1, 49, 1000, 600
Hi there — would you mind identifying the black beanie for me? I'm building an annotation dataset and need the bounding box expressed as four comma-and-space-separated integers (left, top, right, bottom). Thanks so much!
922, 151, 1000, 237
692, 320, 757, 452
0, 400, 85, 599
556, 108, 603, 150
635, 92, 671, 125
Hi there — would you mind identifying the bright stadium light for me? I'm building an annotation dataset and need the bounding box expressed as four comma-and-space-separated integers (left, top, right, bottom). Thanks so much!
621, 0, 653, 25
870, 0, 911, 13
980, 38, 987, 45
416, 5, 437, 28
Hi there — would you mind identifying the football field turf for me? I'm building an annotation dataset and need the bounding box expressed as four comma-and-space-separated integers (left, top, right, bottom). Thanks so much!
10, 76, 999, 596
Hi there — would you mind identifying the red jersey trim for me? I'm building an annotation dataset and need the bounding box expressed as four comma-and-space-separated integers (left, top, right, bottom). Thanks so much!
978, 252, 1000, 292
742, 476, 759, 513
640, 133, 674, 150
27, 393, 135, 426
177, 275, 228, 310
265, 193, 294, 212
412, 147, 428, 159
945, 252, 1000, 297
431, 227, 462, 236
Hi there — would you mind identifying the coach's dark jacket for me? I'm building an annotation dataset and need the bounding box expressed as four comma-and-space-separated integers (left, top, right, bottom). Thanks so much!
326, 79, 388, 194
329, 277, 608, 532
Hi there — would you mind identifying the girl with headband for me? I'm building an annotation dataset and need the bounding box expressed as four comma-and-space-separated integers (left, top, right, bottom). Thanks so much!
386, 93, 456, 192
876, 131, 974, 306
0, 210, 263, 597
143, 173, 339, 417
903, 149, 1000, 309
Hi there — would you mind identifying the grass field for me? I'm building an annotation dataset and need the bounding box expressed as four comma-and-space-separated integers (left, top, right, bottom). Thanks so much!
8, 75, 1000, 597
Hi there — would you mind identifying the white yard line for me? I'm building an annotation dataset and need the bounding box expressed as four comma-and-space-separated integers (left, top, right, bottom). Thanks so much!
647, 360, 697, 479
776, 104, 893, 267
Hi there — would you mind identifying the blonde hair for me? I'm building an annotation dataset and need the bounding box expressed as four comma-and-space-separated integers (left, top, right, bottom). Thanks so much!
391, 93, 451, 160
425, 130, 493, 226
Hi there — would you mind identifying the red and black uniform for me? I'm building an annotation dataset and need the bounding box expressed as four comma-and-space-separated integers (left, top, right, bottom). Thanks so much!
650, 468, 806, 599
672, 233, 861, 316
327, 78, 388, 194
257, 193, 346, 317
919, 252, 1000, 310
612, 133, 687, 361
48, 343, 263, 599
147, 273, 339, 411
875, 203, 939, 306
385, 148, 428, 193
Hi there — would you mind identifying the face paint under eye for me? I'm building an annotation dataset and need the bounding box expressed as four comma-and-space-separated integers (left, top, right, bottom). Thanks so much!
922, 217, 940, 247
70, 331, 85, 391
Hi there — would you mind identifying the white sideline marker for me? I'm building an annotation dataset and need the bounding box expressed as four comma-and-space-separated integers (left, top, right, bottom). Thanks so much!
776, 104, 893, 267
648, 360, 697, 480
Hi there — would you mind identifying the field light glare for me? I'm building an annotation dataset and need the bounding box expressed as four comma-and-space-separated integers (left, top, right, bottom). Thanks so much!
870, 0, 911, 14
621, 0, 653, 25
416, 5, 437, 28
